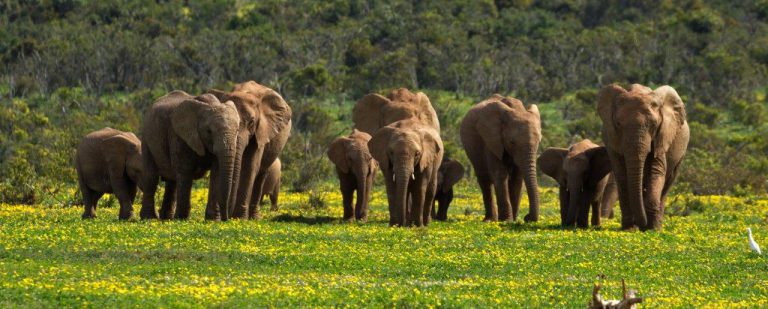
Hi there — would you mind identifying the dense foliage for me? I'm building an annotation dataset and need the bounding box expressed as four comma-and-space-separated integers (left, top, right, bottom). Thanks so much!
1, 0, 767, 204
0, 186, 766, 306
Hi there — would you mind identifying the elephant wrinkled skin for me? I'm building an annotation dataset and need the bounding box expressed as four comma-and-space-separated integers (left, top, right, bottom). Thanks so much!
328, 130, 378, 221
139, 91, 240, 220
258, 158, 281, 211
76, 127, 142, 220
598, 83, 690, 231
432, 157, 464, 221
460, 94, 542, 222
538, 139, 612, 228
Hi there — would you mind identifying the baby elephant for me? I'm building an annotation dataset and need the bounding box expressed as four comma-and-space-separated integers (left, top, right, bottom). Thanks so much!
328, 130, 378, 221
432, 157, 464, 221
538, 139, 612, 228
258, 158, 282, 211
76, 127, 142, 220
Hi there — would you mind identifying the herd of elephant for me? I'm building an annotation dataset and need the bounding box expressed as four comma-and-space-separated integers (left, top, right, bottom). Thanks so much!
75, 81, 688, 231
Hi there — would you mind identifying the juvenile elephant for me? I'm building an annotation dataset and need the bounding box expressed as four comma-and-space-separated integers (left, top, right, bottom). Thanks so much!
327, 130, 378, 221
598, 84, 689, 231
432, 157, 464, 221
207, 81, 292, 220
139, 91, 240, 220
259, 158, 281, 211
76, 127, 142, 220
538, 139, 612, 228
352, 88, 440, 134
460, 94, 542, 222
369, 119, 444, 227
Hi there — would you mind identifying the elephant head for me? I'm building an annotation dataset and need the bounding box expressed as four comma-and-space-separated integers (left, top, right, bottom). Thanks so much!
352, 88, 440, 134
598, 84, 688, 229
171, 93, 240, 220
207, 81, 292, 219
102, 132, 143, 190
538, 140, 611, 227
369, 119, 443, 226
437, 157, 464, 194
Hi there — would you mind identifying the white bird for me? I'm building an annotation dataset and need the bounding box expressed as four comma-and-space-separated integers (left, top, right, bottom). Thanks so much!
747, 228, 761, 255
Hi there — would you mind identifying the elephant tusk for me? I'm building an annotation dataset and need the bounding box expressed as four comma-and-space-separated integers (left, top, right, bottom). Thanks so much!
411, 173, 415, 180
392, 174, 396, 183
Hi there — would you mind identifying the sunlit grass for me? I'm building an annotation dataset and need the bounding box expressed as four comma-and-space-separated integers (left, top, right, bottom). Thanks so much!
0, 184, 766, 307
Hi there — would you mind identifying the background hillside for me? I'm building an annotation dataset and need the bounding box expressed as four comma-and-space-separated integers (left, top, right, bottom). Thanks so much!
1, 0, 767, 204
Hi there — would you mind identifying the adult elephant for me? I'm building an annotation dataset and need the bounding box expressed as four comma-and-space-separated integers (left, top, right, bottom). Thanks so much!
369, 119, 443, 227
460, 94, 541, 222
352, 88, 440, 134
598, 84, 689, 231
538, 139, 612, 228
432, 157, 464, 221
206, 81, 292, 220
139, 91, 239, 220
327, 129, 378, 222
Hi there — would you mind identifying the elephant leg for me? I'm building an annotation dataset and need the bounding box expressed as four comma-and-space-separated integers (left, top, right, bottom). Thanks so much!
81, 187, 102, 219
435, 189, 452, 221
558, 188, 568, 226
270, 180, 280, 211
383, 170, 396, 226
248, 172, 268, 220
609, 151, 634, 230
139, 147, 160, 219
601, 179, 618, 219
508, 168, 523, 221
422, 174, 437, 226
576, 193, 592, 228
174, 173, 194, 220
409, 175, 427, 227
474, 167, 496, 221
108, 168, 136, 220
491, 168, 512, 222
591, 201, 601, 227
642, 157, 667, 231
658, 160, 682, 221
339, 172, 355, 221
205, 166, 219, 220
159, 181, 177, 220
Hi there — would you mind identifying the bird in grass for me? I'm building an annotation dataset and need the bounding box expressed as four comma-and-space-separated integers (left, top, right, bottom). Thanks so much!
747, 228, 761, 255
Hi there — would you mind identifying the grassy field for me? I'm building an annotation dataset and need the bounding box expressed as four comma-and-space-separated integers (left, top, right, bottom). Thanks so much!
0, 184, 766, 307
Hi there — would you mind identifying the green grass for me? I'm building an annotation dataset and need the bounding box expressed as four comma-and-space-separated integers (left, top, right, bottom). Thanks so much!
0, 185, 766, 307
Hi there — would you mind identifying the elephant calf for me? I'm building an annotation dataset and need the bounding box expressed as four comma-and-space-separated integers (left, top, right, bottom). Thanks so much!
432, 157, 464, 221
76, 127, 142, 220
258, 158, 281, 211
538, 139, 612, 228
328, 130, 378, 221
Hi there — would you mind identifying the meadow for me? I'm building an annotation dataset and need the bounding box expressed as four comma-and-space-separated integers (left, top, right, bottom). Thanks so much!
0, 185, 766, 307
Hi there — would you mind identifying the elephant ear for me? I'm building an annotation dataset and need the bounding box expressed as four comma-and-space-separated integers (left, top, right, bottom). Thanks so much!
475, 102, 506, 160
352, 93, 391, 135
597, 84, 626, 124
171, 99, 209, 156
538, 148, 567, 180
102, 133, 139, 175
327, 137, 350, 173
440, 160, 465, 193
653, 85, 687, 154
368, 126, 394, 171
420, 128, 443, 172
256, 91, 292, 146
585, 146, 612, 185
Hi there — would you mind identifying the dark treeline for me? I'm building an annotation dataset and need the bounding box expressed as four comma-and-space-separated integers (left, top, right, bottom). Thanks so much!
1, 0, 767, 204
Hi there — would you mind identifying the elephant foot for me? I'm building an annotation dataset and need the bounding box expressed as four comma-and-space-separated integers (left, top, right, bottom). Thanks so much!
139, 211, 158, 220
621, 225, 639, 232
523, 213, 538, 223
118, 214, 132, 221
81, 213, 96, 220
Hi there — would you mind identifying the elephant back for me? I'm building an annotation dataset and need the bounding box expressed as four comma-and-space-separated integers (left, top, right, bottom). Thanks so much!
352, 88, 440, 135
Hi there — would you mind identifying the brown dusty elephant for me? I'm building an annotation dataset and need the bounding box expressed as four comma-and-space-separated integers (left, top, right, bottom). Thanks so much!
352, 88, 440, 134
601, 174, 618, 218
460, 94, 542, 222
598, 84, 689, 231
327, 129, 378, 222
258, 158, 281, 211
206, 81, 292, 220
139, 91, 240, 220
76, 127, 142, 220
538, 139, 612, 228
369, 119, 444, 227
432, 157, 464, 221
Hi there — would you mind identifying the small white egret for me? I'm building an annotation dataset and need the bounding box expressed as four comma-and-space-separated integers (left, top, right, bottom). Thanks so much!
747, 228, 761, 255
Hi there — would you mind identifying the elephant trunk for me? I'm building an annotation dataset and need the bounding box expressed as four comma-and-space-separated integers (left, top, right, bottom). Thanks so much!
393, 157, 413, 226
216, 135, 238, 221
227, 135, 248, 218
355, 169, 368, 219
626, 146, 649, 229
565, 189, 580, 227
523, 151, 540, 222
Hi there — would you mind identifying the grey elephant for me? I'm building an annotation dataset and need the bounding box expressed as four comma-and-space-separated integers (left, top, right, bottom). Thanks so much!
76, 127, 142, 220
598, 84, 689, 231
460, 94, 542, 222
327, 130, 378, 222
207, 81, 292, 220
538, 139, 612, 228
369, 118, 444, 227
432, 157, 464, 221
258, 158, 281, 211
139, 91, 240, 220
